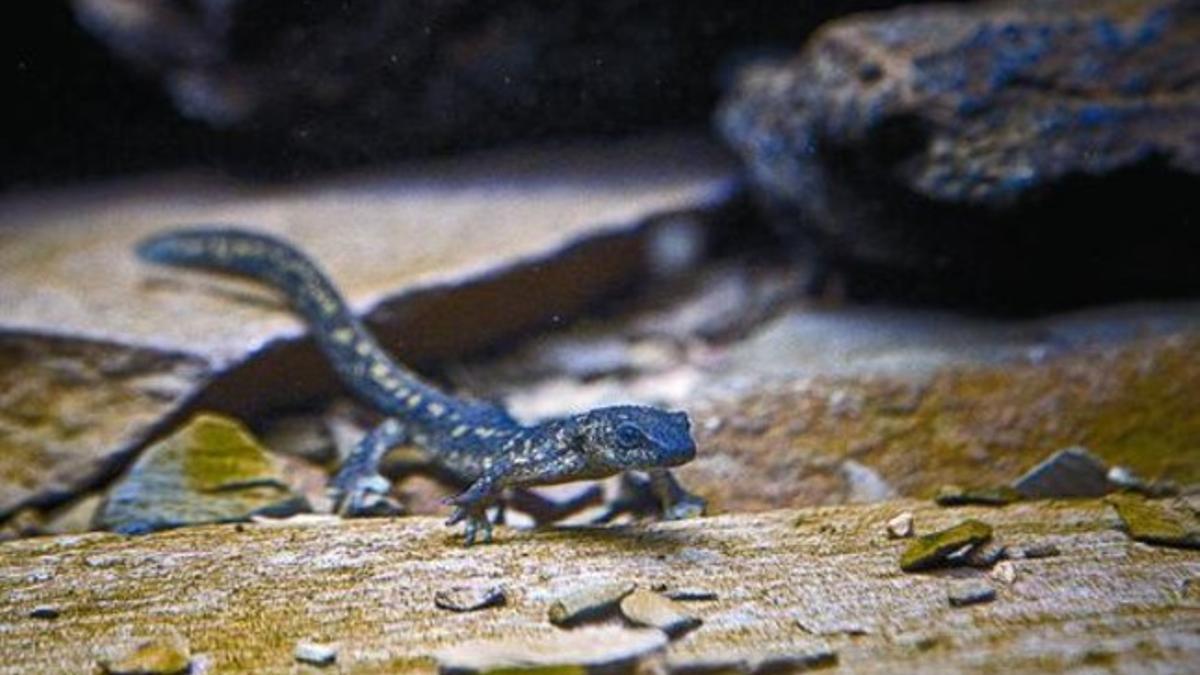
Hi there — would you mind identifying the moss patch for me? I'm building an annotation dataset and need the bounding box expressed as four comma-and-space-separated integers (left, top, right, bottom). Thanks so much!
899, 519, 993, 572
1107, 494, 1200, 549
97, 413, 309, 534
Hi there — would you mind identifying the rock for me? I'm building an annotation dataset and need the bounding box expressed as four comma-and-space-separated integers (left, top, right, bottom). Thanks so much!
435, 586, 507, 613
1107, 494, 1200, 549
29, 606, 60, 620
658, 587, 719, 602
936, 485, 1022, 507
719, 0, 1200, 305
1017, 543, 1061, 560
957, 542, 1009, 569
1014, 447, 1112, 499
900, 519, 993, 572
1107, 466, 1148, 492
0, 333, 206, 522
547, 580, 636, 627
619, 589, 702, 638
293, 640, 337, 666
436, 626, 667, 674
40, 494, 103, 536
1106, 465, 1176, 497
840, 459, 897, 503
0, 134, 732, 526
0, 508, 44, 541
100, 640, 190, 675
97, 414, 310, 534
990, 561, 1018, 585
756, 650, 839, 673
69, 0, 898, 169
947, 581, 997, 608
886, 512, 914, 539
669, 648, 842, 675
258, 414, 337, 465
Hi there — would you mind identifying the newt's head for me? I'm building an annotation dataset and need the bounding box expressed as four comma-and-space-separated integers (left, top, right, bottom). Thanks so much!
577, 405, 697, 472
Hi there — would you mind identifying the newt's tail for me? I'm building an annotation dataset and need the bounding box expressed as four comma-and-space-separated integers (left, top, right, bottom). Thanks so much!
137, 227, 449, 415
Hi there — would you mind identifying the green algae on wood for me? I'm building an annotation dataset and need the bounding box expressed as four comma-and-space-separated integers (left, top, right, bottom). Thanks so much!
1107, 494, 1200, 549
900, 519, 993, 572
97, 413, 309, 534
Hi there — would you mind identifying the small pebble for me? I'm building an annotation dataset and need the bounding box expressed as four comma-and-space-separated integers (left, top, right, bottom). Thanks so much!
990, 561, 1018, 585
619, 589, 702, 638
1106, 467, 1178, 498
29, 606, 60, 620
958, 542, 1009, 568
1019, 543, 1061, 559
947, 581, 997, 607
1107, 466, 1146, 492
101, 640, 191, 675
935, 484, 1021, 507
435, 585, 507, 612
436, 626, 667, 673
548, 581, 636, 626
294, 640, 337, 666
753, 648, 839, 673
899, 519, 993, 572
886, 512, 914, 539
661, 587, 718, 602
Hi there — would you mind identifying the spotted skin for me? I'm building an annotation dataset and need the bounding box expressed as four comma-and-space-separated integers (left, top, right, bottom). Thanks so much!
137, 228, 703, 544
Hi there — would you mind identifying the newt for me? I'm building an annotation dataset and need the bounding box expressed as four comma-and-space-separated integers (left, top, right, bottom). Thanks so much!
138, 228, 704, 544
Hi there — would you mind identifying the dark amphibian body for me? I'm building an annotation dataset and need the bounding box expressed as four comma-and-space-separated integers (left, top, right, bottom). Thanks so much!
138, 228, 704, 544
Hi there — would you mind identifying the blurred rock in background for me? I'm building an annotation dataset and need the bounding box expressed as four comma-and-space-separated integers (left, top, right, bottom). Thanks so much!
720, 0, 1200, 309
7, 1, 951, 186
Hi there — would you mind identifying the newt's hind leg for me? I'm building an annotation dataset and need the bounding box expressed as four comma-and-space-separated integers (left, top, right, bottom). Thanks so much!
506, 485, 606, 526
593, 470, 706, 523
330, 419, 409, 517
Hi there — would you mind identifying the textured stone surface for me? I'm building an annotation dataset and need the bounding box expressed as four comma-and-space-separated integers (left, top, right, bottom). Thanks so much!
1, 500, 1197, 673
97, 414, 308, 534
68, 0, 917, 169
674, 305, 1200, 513
0, 333, 206, 520
719, 0, 1200, 305
0, 134, 732, 524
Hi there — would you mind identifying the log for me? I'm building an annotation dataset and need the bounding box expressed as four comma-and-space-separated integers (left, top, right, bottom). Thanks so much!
1, 499, 1197, 673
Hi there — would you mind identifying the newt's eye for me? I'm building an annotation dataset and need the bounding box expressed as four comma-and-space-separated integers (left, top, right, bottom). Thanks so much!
615, 423, 644, 449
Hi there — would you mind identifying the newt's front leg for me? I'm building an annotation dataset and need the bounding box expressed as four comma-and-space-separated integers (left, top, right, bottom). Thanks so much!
445, 473, 503, 545
330, 419, 409, 517
650, 469, 707, 520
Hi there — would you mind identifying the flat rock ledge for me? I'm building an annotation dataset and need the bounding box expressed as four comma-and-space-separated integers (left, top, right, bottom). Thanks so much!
1, 499, 1197, 673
